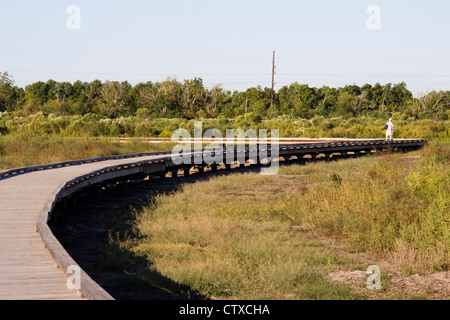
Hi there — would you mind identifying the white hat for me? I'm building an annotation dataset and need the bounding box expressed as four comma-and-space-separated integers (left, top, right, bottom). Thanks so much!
389, 118, 392, 121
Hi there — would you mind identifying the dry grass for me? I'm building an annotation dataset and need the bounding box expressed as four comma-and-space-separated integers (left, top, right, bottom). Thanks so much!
129, 174, 362, 300
0, 133, 175, 170
118, 141, 449, 300
278, 141, 449, 273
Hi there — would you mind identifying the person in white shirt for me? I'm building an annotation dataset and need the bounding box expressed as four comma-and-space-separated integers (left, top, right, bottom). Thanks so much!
385, 118, 394, 142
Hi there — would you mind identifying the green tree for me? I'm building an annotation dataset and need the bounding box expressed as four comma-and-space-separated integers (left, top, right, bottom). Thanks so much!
278, 83, 318, 118
342, 84, 361, 97
98, 81, 133, 118
205, 84, 230, 118
83, 80, 102, 114
387, 82, 412, 110
23, 81, 49, 114
334, 91, 356, 117
0, 72, 15, 112
154, 78, 183, 118
316, 86, 339, 116
416, 90, 449, 120
134, 81, 156, 114
181, 78, 207, 119
371, 82, 391, 112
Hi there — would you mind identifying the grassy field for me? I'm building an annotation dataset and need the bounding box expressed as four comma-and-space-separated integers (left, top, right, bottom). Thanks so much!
0, 133, 175, 170
99, 140, 448, 300
279, 141, 449, 273
1, 129, 448, 299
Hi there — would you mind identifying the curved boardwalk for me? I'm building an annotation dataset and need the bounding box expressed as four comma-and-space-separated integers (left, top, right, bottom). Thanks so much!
0, 139, 427, 300
0, 154, 165, 300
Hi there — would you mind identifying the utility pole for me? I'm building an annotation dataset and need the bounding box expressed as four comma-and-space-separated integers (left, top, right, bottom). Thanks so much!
245, 97, 248, 120
271, 50, 276, 108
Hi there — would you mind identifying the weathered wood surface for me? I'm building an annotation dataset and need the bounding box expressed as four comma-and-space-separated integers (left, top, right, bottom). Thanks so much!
0, 154, 166, 300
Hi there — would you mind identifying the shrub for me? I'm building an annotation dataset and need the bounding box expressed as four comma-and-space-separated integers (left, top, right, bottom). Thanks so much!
159, 130, 172, 138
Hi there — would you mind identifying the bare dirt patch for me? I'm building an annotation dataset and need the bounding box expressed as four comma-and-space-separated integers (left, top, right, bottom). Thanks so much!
329, 269, 449, 300
299, 227, 450, 299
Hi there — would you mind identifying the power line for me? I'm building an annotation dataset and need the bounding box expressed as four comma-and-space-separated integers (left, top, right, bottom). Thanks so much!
277, 56, 450, 62
0, 51, 273, 60
6, 70, 450, 78
2, 51, 450, 62
6, 70, 271, 76
278, 73, 450, 77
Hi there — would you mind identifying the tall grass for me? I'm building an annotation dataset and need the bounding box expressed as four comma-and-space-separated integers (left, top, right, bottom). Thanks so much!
280, 141, 449, 272
122, 141, 448, 300
130, 174, 362, 300
0, 133, 175, 170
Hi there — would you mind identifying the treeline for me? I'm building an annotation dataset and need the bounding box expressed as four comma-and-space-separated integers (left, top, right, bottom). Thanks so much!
1, 72, 449, 121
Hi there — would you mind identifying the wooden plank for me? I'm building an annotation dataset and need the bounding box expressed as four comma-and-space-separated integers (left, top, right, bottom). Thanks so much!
0, 153, 170, 300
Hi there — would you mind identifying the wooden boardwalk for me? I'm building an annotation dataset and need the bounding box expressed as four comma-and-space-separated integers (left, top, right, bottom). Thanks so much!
0, 139, 427, 300
0, 154, 165, 300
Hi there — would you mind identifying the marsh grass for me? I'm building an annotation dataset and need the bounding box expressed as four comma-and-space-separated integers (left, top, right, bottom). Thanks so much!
131, 177, 363, 299
0, 133, 175, 170
125, 175, 362, 300
122, 141, 448, 299
281, 141, 449, 273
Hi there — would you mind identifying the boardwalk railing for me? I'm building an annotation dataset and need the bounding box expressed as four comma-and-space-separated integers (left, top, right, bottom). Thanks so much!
0, 151, 176, 181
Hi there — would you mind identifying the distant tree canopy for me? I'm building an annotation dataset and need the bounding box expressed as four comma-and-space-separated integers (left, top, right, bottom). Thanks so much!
0, 72, 448, 121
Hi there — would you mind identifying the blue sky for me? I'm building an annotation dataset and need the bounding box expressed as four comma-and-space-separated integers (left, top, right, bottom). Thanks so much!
1, 0, 449, 96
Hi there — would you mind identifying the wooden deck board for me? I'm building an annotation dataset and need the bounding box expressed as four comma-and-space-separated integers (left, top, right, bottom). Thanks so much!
0, 154, 164, 300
